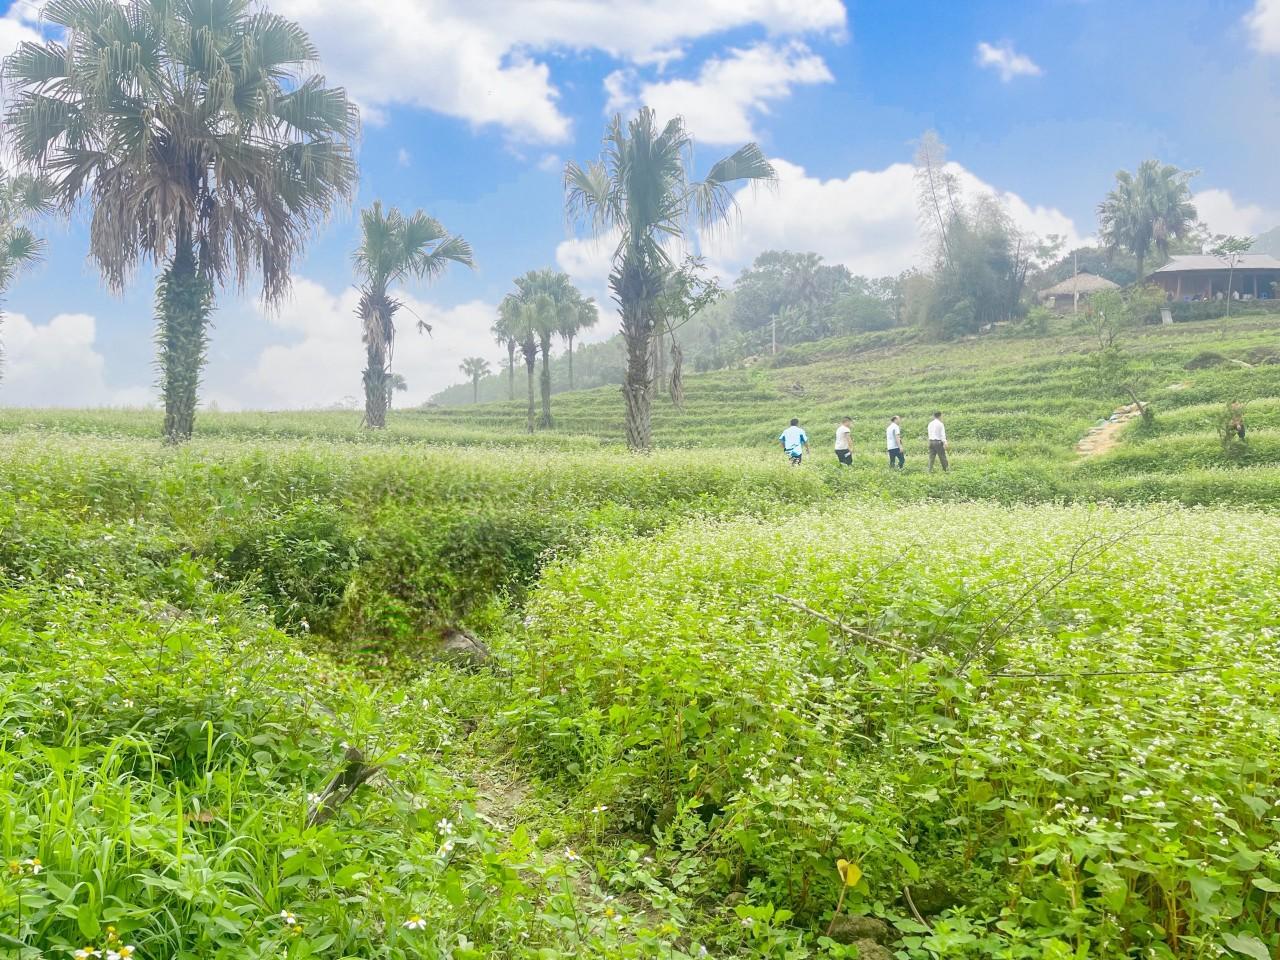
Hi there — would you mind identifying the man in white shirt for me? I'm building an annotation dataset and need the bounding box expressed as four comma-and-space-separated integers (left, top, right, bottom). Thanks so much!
778, 418, 808, 465
886, 415, 904, 468
927, 411, 949, 472
834, 417, 853, 466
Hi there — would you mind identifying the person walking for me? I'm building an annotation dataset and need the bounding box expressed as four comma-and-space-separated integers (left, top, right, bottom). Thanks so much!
886, 415, 905, 468
927, 411, 949, 472
779, 418, 809, 465
834, 417, 853, 466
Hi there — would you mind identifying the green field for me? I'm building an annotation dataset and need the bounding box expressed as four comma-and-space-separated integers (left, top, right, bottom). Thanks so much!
3, 316, 1280, 959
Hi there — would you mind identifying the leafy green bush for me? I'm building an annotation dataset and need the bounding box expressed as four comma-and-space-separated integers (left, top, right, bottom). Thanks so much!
507, 504, 1280, 956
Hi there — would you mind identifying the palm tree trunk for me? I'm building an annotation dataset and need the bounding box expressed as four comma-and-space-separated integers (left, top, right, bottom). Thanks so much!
567, 334, 574, 390
538, 334, 553, 429
1135, 253, 1145, 288
473, 376, 479, 404
363, 334, 388, 429
507, 341, 516, 401
622, 303, 653, 451
523, 340, 537, 434
155, 241, 213, 444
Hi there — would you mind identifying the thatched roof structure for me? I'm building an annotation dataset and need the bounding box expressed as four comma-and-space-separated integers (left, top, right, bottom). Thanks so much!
1038, 272, 1120, 300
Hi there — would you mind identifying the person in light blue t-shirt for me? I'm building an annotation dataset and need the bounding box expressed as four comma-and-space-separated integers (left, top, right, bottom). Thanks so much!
779, 418, 808, 465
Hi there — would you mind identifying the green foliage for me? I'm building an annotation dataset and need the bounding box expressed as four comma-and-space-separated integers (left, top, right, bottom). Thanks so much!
1097, 160, 1198, 280
508, 504, 1280, 957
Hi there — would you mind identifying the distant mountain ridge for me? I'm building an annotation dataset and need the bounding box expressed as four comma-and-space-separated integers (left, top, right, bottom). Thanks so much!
1252, 226, 1280, 256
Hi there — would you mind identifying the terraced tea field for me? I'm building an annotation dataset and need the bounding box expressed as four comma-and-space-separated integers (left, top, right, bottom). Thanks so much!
2, 315, 1280, 959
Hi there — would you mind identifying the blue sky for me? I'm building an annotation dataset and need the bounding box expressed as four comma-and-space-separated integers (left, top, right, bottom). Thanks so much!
1, 0, 1277, 408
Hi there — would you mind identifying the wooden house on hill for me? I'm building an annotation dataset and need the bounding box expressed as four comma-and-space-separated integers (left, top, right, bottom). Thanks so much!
1148, 254, 1280, 301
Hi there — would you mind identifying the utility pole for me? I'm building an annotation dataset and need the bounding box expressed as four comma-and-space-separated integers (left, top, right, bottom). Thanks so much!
1073, 251, 1079, 316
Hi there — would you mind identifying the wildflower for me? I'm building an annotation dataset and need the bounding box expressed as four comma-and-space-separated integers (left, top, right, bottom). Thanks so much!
739, 917, 754, 928
589, 805, 608, 814
279, 910, 298, 925
307, 793, 323, 806
22, 857, 41, 875
402, 915, 428, 931
563, 847, 579, 861
73, 949, 101, 960
13, 728, 26, 740
438, 839, 454, 855
436, 817, 455, 835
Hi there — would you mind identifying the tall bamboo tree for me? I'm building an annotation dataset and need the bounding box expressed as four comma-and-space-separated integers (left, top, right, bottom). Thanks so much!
1098, 160, 1197, 285
3, 0, 359, 442
565, 109, 776, 449
353, 202, 472, 428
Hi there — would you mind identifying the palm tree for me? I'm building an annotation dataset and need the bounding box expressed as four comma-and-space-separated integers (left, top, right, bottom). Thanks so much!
565, 109, 776, 449
0, 172, 53, 375
1098, 160, 1197, 285
502, 269, 589, 429
490, 317, 518, 401
354, 202, 472, 428
558, 295, 598, 390
3, 0, 359, 443
498, 293, 539, 433
459, 356, 491, 403
384, 372, 408, 410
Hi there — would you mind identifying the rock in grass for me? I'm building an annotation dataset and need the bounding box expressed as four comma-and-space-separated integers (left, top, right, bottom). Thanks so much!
851, 939, 893, 960
828, 915, 891, 945
908, 879, 961, 915
437, 628, 492, 669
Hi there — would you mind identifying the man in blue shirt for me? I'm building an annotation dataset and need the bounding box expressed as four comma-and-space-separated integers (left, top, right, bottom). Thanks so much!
779, 418, 808, 465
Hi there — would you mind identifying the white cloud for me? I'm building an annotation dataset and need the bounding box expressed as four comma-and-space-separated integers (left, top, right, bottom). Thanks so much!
557, 157, 1081, 298
396, 148, 411, 168
701, 158, 1082, 280
0, 1, 40, 60
1, 311, 151, 407
1247, 0, 1280, 52
975, 41, 1043, 82
226, 278, 502, 409
271, 0, 846, 142
1193, 188, 1277, 237
605, 41, 832, 144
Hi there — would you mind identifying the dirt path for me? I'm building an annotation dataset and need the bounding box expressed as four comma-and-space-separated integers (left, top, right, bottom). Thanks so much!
1075, 403, 1144, 457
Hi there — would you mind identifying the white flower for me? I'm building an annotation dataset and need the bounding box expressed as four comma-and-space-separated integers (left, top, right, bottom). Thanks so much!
438, 839, 455, 855
307, 793, 323, 806
22, 857, 41, 874
590, 805, 609, 814
12, 728, 26, 740
73, 950, 101, 960
402, 915, 428, 931
437, 817, 454, 835
279, 910, 298, 925
563, 847, 579, 862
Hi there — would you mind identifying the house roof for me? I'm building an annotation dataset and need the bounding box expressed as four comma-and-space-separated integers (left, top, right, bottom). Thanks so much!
1038, 272, 1121, 298
1149, 254, 1280, 275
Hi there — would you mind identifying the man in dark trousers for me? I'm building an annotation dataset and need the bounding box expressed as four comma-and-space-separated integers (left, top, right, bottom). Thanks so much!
927, 411, 949, 472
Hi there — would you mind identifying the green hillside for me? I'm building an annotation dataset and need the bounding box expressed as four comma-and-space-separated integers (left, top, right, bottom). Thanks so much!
3, 316, 1280, 959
